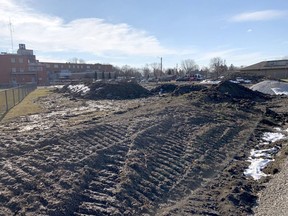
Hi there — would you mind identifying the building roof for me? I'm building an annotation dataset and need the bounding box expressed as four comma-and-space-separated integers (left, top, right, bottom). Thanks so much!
241, 60, 288, 71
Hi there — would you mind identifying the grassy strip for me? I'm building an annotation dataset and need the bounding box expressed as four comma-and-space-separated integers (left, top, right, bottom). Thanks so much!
2, 87, 53, 122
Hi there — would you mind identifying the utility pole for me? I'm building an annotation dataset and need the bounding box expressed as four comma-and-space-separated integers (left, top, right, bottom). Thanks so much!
160, 57, 162, 73
9, 18, 14, 53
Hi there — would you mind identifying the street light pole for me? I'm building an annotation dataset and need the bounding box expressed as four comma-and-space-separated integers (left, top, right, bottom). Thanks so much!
160, 57, 162, 73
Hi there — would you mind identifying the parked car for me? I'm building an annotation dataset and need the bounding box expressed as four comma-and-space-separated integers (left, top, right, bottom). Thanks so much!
190, 74, 204, 81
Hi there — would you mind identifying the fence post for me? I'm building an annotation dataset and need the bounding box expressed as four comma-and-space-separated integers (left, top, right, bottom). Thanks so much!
4, 90, 8, 111
12, 88, 15, 106
18, 87, 20, 104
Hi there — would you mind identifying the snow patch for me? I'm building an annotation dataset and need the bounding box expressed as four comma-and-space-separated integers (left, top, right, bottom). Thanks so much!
68, 84, 90, 95
200, 79, 221, 85
244, 157, 273, 180
244, 147, 278, 180
17, 100, 119, 132
244, 128, 287, 180
271, 88, 288, 95
261, 132, 285, 143
250, 80, 288, 95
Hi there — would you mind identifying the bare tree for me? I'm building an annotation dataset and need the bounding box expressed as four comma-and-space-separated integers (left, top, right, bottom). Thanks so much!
69, 57, 86, 64
78, 59, 86, 64
209, 57, 227, 79
181, 59, 199, 75
150, 62, 163, 79
143, 64, 152, 79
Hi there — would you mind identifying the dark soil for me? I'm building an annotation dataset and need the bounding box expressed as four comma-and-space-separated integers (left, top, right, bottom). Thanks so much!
150, 83, 178, 94
207, 80, 269, 102
60, 81, 151, 100
0, 81, 287, 215
150, 83, 207, 96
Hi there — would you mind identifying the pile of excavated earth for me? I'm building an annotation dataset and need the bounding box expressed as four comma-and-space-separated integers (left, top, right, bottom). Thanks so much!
0, 80, 287, 215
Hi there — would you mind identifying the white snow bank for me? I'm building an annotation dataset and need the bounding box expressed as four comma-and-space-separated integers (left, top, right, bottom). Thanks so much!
271, 87, 288, 95
68, 84, 90, 95
200, 79, 221, 85
244, 147, 278, 180
261, 132, 285, 144
244, 128, 287, 180
250, 147, 278, 158
250, 80, 288, 95
244, 157, 273, 180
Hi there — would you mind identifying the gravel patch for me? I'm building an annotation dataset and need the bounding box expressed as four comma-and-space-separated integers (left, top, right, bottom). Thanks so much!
250, 80, 288, 95
254, 158, 288, 216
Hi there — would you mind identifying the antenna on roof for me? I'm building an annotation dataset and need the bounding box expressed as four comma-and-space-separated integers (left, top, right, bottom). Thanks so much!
9, 18, 14, 53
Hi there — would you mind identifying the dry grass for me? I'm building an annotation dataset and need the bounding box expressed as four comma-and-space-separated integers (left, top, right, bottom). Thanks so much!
2, 87, 53, 122
0, 90, 15, 112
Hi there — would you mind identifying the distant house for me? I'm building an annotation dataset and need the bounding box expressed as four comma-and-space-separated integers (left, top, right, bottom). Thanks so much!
240, 60, 288, 80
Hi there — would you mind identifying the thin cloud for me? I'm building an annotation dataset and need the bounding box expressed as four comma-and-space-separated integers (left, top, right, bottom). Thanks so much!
0, 0, 173, 56
195, 48, 265, 67
230, 10, 288, 22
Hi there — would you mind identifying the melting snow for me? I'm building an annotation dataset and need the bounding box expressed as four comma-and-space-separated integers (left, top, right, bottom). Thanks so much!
244, 128, 287, 180
244, 147, 278, 180
250, 80, 288, 95
244, 157, 273, 180
17, 100, 119, 132
200, 79, 221, 85
68, 84, 90, 95
261, 132, 285, 143
271, 88, 288, 95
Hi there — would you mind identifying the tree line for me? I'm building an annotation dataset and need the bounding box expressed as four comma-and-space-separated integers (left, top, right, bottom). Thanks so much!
112, 57, 242, 81
68, 56, 243, 81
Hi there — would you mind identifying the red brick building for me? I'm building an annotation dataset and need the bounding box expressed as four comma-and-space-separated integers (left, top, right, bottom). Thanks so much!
0, 44, 113, 86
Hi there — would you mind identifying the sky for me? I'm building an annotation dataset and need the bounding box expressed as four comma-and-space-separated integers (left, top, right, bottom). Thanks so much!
0, 0, 288, 69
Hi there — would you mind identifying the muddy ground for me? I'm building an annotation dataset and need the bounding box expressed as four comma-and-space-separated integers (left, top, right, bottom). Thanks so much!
0, 82, 287, 216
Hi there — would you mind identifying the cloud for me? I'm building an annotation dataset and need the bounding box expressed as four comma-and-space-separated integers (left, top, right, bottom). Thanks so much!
230, 10, 288, 22
247, 29, 253, 33
0, 0, 172, 57
195, 48, 265, 67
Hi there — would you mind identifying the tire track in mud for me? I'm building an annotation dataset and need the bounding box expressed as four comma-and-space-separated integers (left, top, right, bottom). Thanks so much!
0, 97, 264, 215
75, 106, 257, 215
0, 122, 130, 215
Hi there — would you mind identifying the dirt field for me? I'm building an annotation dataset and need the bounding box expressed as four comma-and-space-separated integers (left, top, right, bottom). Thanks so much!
0, 82, 287, 215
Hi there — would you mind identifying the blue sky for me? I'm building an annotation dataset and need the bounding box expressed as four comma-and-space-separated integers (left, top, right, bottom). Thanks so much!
0, 0, 288, 69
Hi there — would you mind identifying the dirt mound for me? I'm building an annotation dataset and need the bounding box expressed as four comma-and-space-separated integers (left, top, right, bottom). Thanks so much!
150, 83, 207, 96
208, 80, 269, 102
173, 84, 207, 96
61, 81, 151, 100
1, 84, 288, 215
150, 83, 178, 94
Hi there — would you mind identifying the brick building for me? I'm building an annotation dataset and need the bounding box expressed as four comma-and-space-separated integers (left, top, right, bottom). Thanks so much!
0, 44, 113, 86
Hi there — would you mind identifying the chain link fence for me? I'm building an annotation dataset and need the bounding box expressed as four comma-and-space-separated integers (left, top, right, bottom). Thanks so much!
0, 84, 37, 119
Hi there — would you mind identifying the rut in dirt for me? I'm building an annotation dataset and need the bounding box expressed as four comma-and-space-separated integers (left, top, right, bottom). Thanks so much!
0, 83, 266, 216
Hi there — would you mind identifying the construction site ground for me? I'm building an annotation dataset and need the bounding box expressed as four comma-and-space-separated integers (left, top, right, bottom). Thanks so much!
0, 81, 287, 216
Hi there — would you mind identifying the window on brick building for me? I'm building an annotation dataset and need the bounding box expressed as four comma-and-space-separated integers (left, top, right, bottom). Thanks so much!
12, 68, 16, 73
19, 58, 23, 63
54, 64, 59, 68
11, 58, 16, 63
